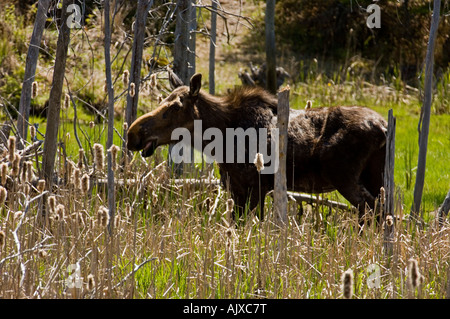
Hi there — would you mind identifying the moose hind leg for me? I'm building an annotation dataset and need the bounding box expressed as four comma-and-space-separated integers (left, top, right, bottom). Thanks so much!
335, 181, 377, 224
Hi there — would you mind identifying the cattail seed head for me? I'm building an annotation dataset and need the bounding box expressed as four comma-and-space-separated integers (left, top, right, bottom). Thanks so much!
305, 100, 312, 109
26, 161, 34, 183
97, 205, 110, 227
408, 258, 421, 290
380, 187, 385, 206
48, 195, 56, 213
157, 95, 163, 104
73, 167, 81, 190
341, 269, 354, 299
89, 121, 95, 129
125, 203, 132, 219
32, 81, 38, 98
0, 186, 7, 204
87, 274, 95, 291
0, 229, 5, 248
55, 204, 65, 220
150, 73, 157, 89
37, 249, 47, 258
1, 163, 7, 185
12, 153, 21, 177
253, 153, 264, 172
93, 143, 104, 171
385, 215, 394, 227
123, 122, 128, 131
30, 125, 36, 140
81, 174, 89, 194
108, 144, 120, 171
129, 82, 135, 97
226, 198, 234, 212
8, 136, 16, 162
122, 70, 129, 88
77, 148, 85, 170
64, 93, 70, 109
37, 179, 46, 193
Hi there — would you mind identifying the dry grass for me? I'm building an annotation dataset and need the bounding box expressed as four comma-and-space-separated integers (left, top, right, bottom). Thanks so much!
0, 141, 449, 299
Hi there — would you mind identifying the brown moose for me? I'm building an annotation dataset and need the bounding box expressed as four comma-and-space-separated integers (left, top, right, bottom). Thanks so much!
127, 71, 387, 222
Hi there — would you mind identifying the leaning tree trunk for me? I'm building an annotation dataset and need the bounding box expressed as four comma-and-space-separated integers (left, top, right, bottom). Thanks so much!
265, 0, 277, 95
410, 0, 441, 222
124, 0, 151, 129
209, 0, 218, 95
41, 0, 71, 188
170, 0, 196, 175
17, 0, 51, 149
104, 0, 116, 235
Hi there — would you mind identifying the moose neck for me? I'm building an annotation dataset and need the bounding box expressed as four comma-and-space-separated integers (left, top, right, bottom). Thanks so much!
194, 91, 234, 131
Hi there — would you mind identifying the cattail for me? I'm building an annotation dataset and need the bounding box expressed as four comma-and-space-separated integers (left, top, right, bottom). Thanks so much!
150, 73, 157, 89
77, 148, 85, 170
32, 81, 38, 98
125, 203, 132, 219
0, 186, 7, 204
47, 195, 56, 213
12, 153, 21, 177
87, 274, 95, 291
129, 82, 135, 97
385, 215, 394, 227
73, 167, 81, 190
55, 204, 65, 220
1, 163, 7, 185
26, 161, 34, 182
226, 198, 234, 212
123, 122, 128, 131
305, 100, 312, 109
380, 186, 385, 207
157, 95, 163, 104
8, 136, 16, 162
253, 153, 264, 172
108, 144, 120, 171
341, 269, 354, 299
30, 125, 36, 140
93, 143, 104, 171
122, 70, 129, 88
37, 179, 46, 193
114, 213, 121, 228
408, 258, 421, 291
97, 205, 110, 227
0, 229, 5, 248
81, 174, 89, 194
89, 121, 95, 129
63, 93, 70, 109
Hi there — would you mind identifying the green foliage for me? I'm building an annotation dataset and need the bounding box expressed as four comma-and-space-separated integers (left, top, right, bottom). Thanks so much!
247, 0, 450, 83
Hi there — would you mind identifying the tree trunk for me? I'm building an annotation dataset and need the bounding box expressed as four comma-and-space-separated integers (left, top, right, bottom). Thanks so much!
265, 0, 277, 95
438, 190, 450, 227
274, 86, 289, 225
104, 0, 116, 235
124, 0, 151, 128
410, 0, 441, 221
383, 109, 396, 256
17, 0, 51, 149
209, 0, 218, 95
170, 0, 196, 175
41, 0, 71, 188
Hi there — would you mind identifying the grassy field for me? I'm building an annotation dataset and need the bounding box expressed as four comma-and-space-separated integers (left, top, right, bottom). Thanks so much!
1, 2, 450, 299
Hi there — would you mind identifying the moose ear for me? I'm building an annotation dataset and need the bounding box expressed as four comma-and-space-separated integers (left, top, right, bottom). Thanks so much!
168, 68, 184, 89
189, 73, 202, 97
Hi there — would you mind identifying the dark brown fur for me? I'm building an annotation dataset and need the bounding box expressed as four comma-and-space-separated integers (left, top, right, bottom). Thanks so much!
127, 73, 387, 221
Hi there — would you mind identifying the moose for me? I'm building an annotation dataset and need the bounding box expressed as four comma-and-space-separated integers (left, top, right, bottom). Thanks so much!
127, 71, 387, 222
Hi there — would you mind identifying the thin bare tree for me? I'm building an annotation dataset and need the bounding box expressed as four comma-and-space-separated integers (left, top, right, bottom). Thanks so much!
265, 0, 276, 94
41, 0, 71, 188
17, 0, 51, 149
410, 0, 441, 222
104, 0, 116, 234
